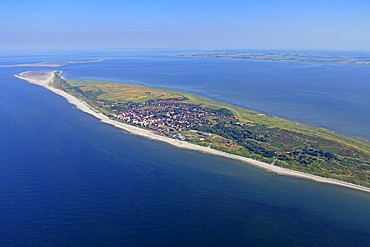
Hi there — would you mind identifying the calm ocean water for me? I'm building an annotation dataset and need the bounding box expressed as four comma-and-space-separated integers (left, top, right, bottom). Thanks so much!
0, 51, 370, 246
63, 50, 370, 141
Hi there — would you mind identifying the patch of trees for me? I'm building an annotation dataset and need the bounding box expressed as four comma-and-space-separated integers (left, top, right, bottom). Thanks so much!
302, 147, 337, 160
194, 123, 276, 158
297, 155, 317, 166
241, 141, 276, 158
215, 108, 234, 117
285, 148, 337, 166
277, 154, 289, 161
208, 122, 266, 142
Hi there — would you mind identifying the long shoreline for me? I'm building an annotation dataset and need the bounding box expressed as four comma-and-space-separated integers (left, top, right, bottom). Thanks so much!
15, 71, 370, 193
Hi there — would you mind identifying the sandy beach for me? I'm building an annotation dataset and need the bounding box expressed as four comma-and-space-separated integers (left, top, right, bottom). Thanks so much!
15, 71, 370, 193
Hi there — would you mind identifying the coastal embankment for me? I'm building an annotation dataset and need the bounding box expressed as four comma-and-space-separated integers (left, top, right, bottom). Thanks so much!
15, 71, 370, 193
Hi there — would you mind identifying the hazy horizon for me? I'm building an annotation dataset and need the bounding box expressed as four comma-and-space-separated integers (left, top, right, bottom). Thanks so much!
2, 0, 370, 51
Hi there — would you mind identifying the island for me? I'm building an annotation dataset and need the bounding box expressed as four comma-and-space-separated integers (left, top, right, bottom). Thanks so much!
16, 71, 370, 192
182, 51, 370, 65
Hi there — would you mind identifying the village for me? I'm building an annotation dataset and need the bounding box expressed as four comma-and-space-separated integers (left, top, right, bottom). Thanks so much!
96, 99, 235, 140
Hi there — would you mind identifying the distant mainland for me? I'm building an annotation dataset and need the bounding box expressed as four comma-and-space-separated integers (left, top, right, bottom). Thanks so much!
182, 51, 370, 65
15, 70, 370, 193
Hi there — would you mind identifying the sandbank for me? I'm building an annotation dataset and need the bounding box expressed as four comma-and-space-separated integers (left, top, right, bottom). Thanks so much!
3, 59, 103, 68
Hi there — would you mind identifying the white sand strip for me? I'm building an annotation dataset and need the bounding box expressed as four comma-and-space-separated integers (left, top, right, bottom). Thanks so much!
15, 71, 370, 193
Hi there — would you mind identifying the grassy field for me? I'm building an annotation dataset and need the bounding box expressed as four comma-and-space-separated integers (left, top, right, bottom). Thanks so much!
75, 80, 370, 154
54, 75, 370, 187
165, 87, 370, 155
78, 83, 187, 102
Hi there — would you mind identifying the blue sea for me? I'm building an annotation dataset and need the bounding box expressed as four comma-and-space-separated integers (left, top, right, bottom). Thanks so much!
0, 50, 370, 246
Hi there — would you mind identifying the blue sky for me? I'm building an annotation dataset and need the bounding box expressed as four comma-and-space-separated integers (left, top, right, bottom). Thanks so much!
2, 0, 370, 50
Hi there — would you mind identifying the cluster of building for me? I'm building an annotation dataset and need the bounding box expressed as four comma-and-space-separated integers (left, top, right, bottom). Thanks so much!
97, 99, 234, 133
